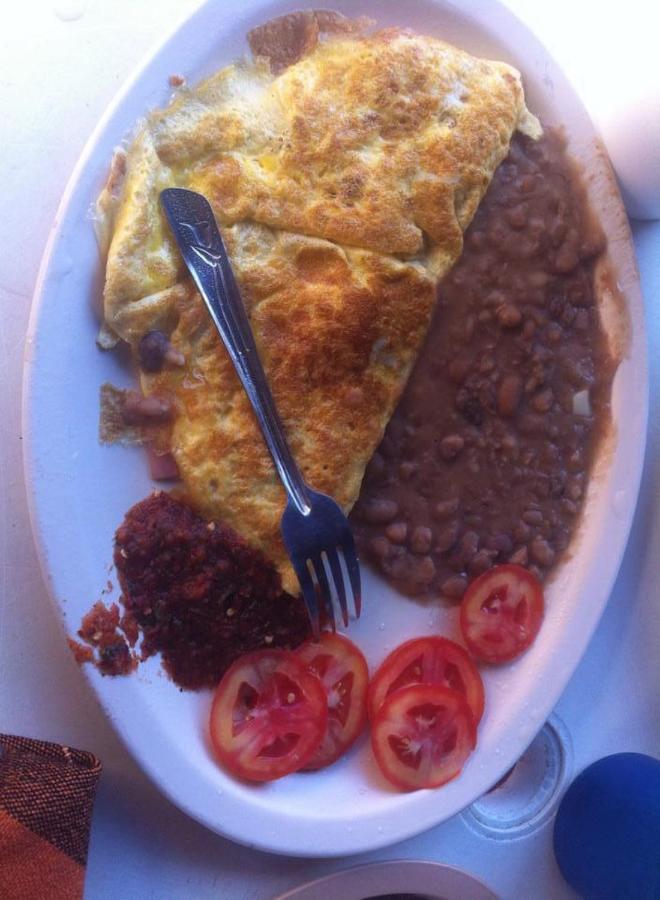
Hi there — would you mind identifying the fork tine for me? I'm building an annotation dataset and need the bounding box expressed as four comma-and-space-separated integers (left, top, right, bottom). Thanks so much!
311, 556, 336, 633
326, 547, 349, 627
294, 559, 321, 639
341, 532, 362, 619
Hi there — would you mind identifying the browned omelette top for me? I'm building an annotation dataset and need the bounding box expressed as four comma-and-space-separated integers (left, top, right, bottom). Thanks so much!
98, 12, 539, 593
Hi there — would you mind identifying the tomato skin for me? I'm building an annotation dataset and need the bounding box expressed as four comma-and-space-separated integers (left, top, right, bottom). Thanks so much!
296, 633, 369, 770
460, 564, 544, 664
209, 650, 328, 782
371, 683, 476, 791
368, 636, 484, 725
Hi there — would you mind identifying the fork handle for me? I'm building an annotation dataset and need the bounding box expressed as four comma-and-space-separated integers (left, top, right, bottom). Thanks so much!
160, 188, 311, 516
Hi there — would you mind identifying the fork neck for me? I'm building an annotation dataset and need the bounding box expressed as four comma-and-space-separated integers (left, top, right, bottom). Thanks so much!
269, 441, 312, 516
239, 375, 312, 516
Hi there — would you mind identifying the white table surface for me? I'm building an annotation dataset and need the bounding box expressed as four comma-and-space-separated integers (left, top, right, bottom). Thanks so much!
1, 2, 659, 897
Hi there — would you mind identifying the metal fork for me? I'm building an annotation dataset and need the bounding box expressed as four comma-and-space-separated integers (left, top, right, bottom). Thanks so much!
160, 188, 361, 637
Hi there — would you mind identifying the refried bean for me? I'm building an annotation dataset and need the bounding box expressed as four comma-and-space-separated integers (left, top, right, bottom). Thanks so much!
351, 130, 615, 601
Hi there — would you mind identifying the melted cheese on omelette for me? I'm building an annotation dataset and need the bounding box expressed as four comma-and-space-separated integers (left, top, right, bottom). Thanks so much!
99, 16, 540, 594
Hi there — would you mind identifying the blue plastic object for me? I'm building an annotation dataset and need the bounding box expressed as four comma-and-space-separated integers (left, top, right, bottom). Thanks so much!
553, 753, 660, 899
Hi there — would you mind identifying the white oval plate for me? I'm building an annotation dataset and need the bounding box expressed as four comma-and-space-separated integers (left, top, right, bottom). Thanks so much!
23, 0, 647, 858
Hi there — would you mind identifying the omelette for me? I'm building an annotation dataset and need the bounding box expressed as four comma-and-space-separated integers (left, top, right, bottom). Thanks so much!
98, 11, 540, 595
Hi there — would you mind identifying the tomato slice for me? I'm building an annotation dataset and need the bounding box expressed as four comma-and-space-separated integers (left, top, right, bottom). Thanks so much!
368, 636, 484, 725
460, 564, 544, 664
209, 650, 327, 782
296, 633, 369, 770
371, 684, 476, 790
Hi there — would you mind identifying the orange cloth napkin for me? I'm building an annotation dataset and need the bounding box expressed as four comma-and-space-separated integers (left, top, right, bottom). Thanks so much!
0, 735, 102, 900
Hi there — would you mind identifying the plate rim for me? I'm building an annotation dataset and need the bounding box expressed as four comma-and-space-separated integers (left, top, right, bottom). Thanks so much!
22, 0, 649, 857
274, 859, 498, 900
